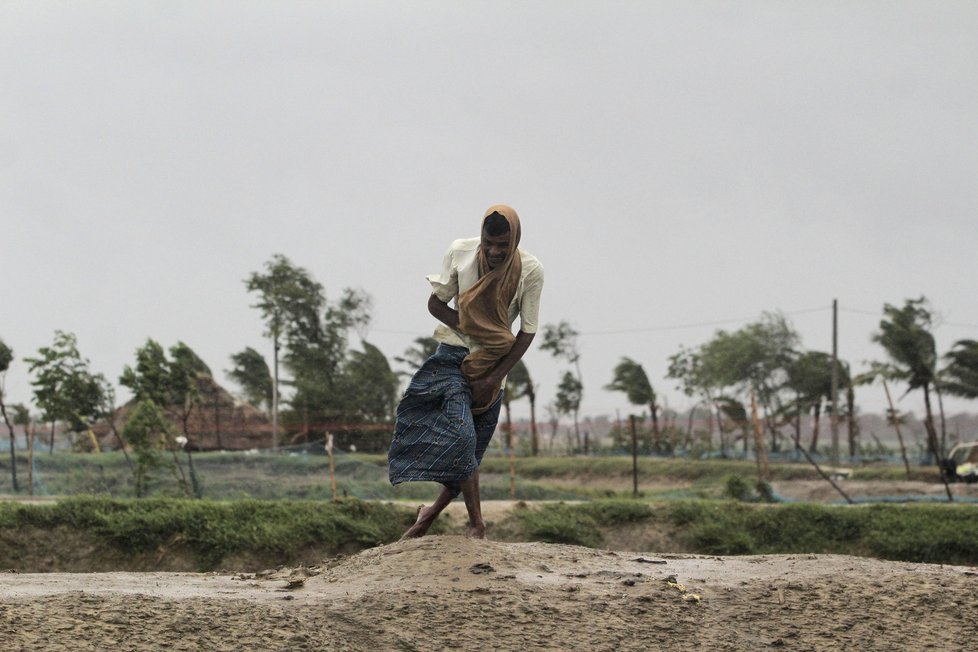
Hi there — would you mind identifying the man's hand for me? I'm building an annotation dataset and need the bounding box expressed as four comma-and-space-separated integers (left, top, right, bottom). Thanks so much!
469, 375, 501, 408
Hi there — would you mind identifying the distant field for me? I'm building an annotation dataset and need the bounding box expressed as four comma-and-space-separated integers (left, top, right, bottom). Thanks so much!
0, 450, 954, 503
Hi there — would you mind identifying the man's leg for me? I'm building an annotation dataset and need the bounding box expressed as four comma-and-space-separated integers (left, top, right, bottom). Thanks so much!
400, 485, 456, 540
460, 469, 484, 539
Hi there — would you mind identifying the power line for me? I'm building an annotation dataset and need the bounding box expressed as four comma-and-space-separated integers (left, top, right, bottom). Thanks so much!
579, 306, 831, 336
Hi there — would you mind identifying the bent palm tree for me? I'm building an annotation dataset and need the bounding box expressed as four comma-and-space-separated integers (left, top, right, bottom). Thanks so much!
606, 357, 662, 452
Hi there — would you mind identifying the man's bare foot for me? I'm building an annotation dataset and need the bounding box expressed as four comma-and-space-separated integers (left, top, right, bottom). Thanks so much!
400, 504, 437, 540
465, 521, 486, 539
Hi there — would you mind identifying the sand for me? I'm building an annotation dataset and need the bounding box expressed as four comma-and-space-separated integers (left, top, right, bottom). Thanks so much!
2, 535, 977, 651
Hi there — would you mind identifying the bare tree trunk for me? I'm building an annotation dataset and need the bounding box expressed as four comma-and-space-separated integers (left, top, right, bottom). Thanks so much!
936, 383, 948, 458
790, 424, 853, 504
272, 332, 280, 451
1, 400, 19, 493
629, 414, 639, 497
214, 394, 223, 450
181, 406, 201, 498
750, 393, 768, 483
714, 403, 728, 458
49, 421, 55, 454
882, 380, 911, 479
808, 403, 822, 454
573, 409, 581, 454
108, 415, 133, 470
846, 384, 857, 458
527, 387, 539, 457
169, 448, 192, 497
649, 399, 661, 453
27, 423, 34, 497
923, 384, 953, 502
793, 393, 802, 451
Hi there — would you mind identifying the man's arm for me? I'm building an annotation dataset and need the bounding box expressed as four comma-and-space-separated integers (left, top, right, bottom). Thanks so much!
429, 293, 536, 404
469, 330, 536, 406
428, 293, 460, 330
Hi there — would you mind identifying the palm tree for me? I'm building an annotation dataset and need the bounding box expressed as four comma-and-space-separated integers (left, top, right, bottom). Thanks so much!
871, 299, 944, 467
605, 357, 662, 453
786, 351, 832, 453
942, 339, 978, 399
504, 360, 540, 455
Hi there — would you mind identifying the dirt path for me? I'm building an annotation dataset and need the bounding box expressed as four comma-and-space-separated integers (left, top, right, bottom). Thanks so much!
2, 535, 976, 651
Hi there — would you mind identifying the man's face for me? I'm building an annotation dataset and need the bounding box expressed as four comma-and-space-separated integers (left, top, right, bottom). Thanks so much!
481, 230, 510, 270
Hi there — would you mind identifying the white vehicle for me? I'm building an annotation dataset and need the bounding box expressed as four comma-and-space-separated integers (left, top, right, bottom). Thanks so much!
942, 442, 978, 483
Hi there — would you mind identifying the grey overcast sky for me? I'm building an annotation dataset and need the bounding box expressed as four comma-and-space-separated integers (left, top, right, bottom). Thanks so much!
2, 1, 977, 423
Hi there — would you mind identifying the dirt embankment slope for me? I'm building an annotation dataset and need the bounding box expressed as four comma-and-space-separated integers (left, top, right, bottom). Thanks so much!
2, 535, 977, 651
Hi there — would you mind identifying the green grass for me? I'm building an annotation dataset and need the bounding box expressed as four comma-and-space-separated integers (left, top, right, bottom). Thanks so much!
509, 499, 978, 565
0, 496, 420, 570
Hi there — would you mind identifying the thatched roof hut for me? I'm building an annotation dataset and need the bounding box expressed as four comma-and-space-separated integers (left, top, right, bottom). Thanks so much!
95, 376, 274, 451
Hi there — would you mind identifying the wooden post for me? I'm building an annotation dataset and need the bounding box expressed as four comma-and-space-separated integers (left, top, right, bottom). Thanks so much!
830, 299, 840, 467
630, 414, 638, 498
505, 400, 516, 500
326, 432, 337, 501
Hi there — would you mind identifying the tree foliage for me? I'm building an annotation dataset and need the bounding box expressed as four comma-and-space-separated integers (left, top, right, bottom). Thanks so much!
1, 337, 19, 491
227, 347, 273, 412
872, 298, 937, 392
121, 400, 170, 497
245, 254, 393, 440
395, 337, 439, 375
942, 339, 978, 399
871, 298, 944, 465
25, 331, 106, 435
335, 341, 400, 423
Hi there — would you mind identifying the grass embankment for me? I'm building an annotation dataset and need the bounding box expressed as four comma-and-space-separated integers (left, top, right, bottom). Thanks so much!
2, 497, 976, 573
507, 500, 978, 566
0, 497, 422, 572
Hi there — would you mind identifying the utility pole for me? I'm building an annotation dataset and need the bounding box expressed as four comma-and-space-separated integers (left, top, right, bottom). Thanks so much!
830, 299, 840, 467
272, 333, 280, 452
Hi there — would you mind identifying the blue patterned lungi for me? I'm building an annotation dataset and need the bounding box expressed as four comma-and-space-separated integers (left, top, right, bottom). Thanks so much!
387, 344, 503, 496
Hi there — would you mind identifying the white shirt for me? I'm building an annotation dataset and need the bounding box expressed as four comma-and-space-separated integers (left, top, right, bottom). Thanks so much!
426, 237, 544, 351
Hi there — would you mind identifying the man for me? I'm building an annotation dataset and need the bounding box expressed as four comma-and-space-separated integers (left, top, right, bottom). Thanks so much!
388, 204, 544, 539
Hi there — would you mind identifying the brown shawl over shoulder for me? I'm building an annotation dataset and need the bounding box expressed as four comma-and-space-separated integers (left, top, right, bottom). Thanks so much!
457, 204, 522, 414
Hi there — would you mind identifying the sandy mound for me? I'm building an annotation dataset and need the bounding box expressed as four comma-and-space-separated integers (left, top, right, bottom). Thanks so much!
1, 536, 976, 651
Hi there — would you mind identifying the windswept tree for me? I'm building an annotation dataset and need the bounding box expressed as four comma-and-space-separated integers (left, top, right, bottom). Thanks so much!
871, 298, 943, 465
25, 332, 106, 454
541, 321, 583, 449
121, 400, 170, 498
670, 313, 800, 454
504, 360, 540, 456
668, 346, 726, 453
246, 255, 376, 445
943, 339, 978, 400
0, 338, 19, 492
606, 357, 662, 452
120, 339, 212, 496
337, 341, 400, 424
395, 336, 439, 376
555, 371, 583, 453
227, 347, 273, 413
501, 360, 531, 454
786, 351, 833, 452
245, 254, 326, 449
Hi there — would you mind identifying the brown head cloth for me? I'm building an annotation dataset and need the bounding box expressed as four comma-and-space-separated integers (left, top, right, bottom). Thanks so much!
458, 204, 523, 414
